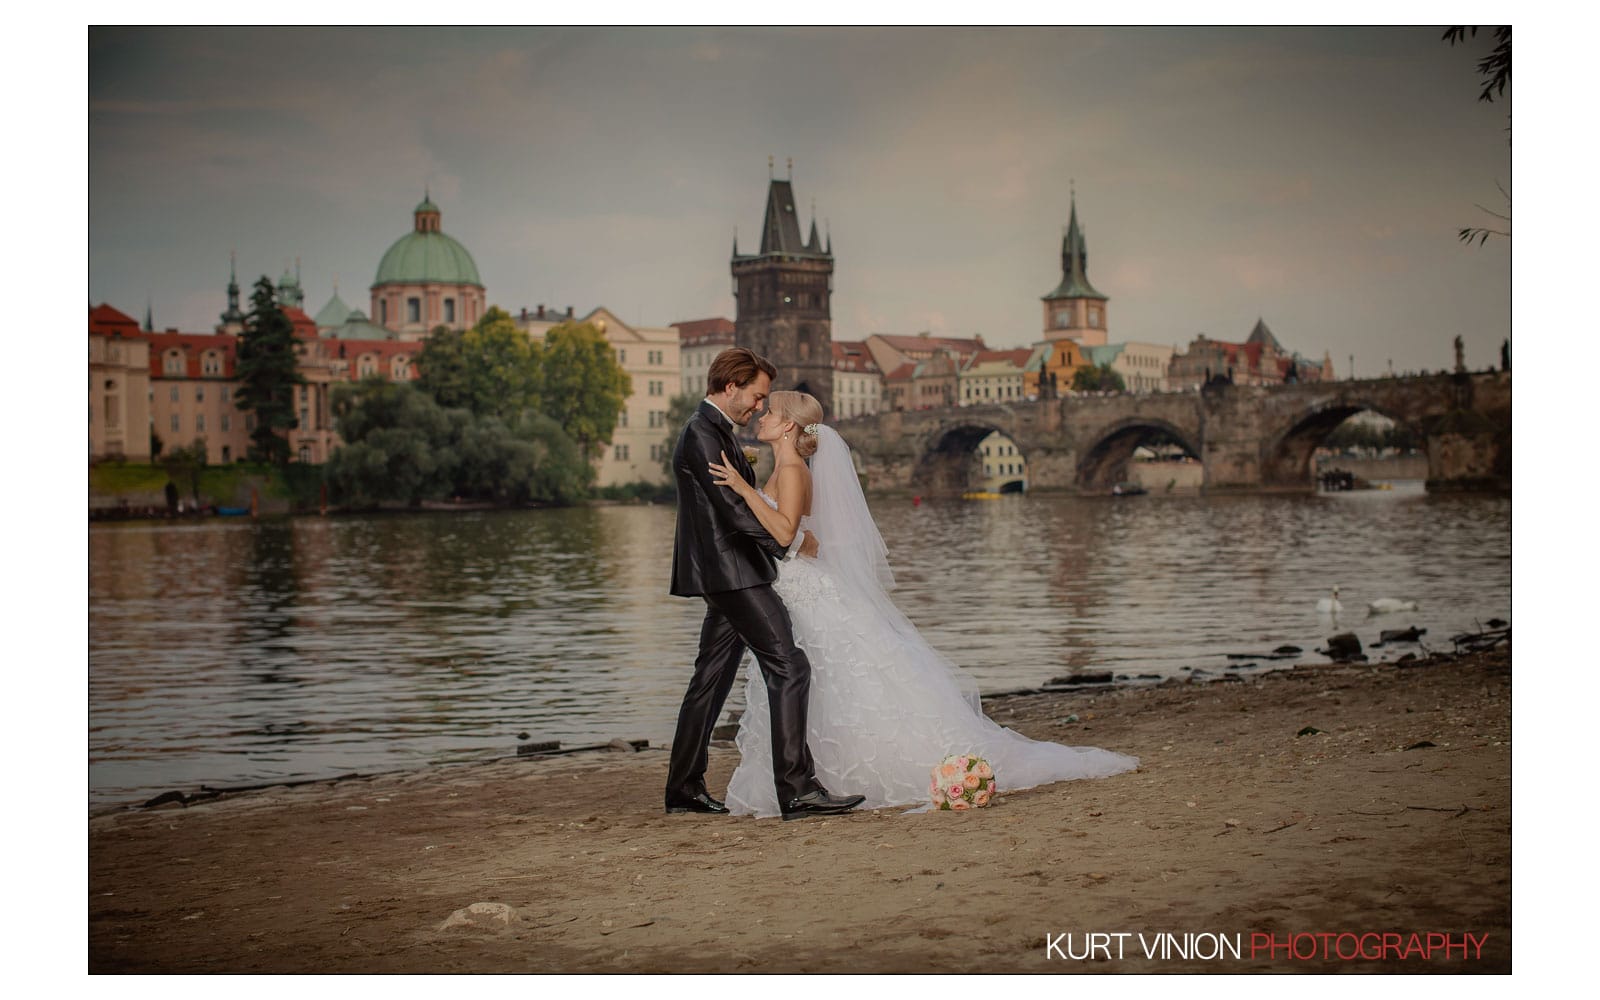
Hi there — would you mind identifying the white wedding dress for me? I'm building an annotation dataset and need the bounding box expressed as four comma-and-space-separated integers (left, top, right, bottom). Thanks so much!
724, 427, 1139, 818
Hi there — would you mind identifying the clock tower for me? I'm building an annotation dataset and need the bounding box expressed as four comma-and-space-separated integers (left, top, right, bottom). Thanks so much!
1041, 193, 1109, 346
732, 163, 835, 415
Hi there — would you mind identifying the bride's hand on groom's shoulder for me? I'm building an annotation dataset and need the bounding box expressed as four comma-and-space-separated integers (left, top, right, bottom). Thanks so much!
709, 451, 752, 497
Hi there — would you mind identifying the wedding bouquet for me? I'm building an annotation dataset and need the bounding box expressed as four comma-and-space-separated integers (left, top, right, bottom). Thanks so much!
931, 754, 995, 810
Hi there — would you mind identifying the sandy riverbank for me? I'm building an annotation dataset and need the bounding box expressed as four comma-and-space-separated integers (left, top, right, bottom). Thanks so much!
89, 647, 1510, 973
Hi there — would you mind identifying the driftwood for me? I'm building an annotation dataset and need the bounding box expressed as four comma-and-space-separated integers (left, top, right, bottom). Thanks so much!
1450, 624, 1510, 654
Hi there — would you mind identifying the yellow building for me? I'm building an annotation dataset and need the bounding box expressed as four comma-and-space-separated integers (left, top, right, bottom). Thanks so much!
959, 348, 1031, 406
515, 306, 680, 487
978, 430, 1028, 493
88, 312, 152, 462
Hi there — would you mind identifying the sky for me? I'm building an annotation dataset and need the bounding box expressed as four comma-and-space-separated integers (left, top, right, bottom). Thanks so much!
87, 25, 1512, 377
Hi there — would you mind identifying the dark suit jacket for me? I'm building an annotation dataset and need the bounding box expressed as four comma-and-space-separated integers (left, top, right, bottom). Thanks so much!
670, 400, 788, 597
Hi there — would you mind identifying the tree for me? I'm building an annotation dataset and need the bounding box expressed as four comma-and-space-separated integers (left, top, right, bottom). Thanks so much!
535, 320, 632, 461
415, 307, 541, 421
659, 392, 702, 478
325, 377, 593, 507
1071, 362, 1126, 393
1445, 26, 1511, 246
160, 438, 208, 503
234, 277, 305, 464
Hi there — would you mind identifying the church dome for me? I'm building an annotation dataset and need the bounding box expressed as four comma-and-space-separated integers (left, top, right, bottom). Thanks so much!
372, 196, 483, 288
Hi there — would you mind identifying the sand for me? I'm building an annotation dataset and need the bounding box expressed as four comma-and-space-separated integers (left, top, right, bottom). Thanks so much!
88, 647, 1510, 973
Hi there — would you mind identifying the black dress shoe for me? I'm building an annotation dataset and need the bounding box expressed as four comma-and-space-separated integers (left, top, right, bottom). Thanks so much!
665, 790, 729, 815
781, 789, 866, 821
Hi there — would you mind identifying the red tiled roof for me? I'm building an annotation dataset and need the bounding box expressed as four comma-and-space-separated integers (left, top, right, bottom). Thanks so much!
872, 333, 986, 355
832, 340, 881, 373
969, 348, 1031, 367
884, 361, 918, 381
89, 304, 142, 337
672, 317, 736, 346
139, 331, 242, 379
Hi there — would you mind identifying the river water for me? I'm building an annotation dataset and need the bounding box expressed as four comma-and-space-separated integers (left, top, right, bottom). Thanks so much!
89, 483, 1509, 809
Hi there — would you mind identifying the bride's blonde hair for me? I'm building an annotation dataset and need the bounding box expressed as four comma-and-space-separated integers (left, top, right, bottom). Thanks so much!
767, 390, 824, 459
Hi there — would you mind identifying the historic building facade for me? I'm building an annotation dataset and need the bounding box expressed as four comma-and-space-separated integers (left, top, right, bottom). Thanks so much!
370, 195, 486, 339
1040, 196, 1109, 347
673, 317, 737, 397
831, 341, 883, 419
89, 307, 152, 462
515, 306, 680, 487
1022, 339, 1090, 399
959, 349, 1032, 406
1167, 319, 1335, 390
731, 173, 836, 414
1083, 342, 1176, 394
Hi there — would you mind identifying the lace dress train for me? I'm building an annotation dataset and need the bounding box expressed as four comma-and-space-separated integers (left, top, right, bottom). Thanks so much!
725, 534, 1139, 818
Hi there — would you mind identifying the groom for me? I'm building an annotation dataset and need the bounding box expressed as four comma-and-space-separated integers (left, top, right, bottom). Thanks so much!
666, 347, 865, 821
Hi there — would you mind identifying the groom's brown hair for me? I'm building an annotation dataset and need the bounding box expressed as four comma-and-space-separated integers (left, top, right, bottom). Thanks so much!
706, 347, 778, 396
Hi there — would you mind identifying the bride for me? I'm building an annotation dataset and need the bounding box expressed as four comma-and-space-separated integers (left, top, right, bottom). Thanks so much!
708, 390, 1138, 818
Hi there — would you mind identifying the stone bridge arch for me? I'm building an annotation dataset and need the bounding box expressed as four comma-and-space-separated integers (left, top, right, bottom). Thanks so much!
1259, 396, 1426, 489
909, 420, 1015, 495
1075, 416, 1203, 492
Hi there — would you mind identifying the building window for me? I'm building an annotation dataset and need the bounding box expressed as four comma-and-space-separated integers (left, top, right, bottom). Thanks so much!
617, 349, 627, 364
104, 397, 119, 428
222, 446, 231, 463
299, 407, 308, 428
649, 380, 663, 396
221, 414, 231, 432
619, 409, 628, 428
221, 387, 230, 403
164, 351, 184, 375
614, 444, 630, 460
196, 385, 205, 402
407, 298, 421, 324
380, 299, 388, 325
196, 414, 206, 433
300, 385, 309, 401
1089, 307, 1101, 327
444, 298, 456, 323
170, 386, 180, 402
171, 414, 180, 433
299, 445, 312, 463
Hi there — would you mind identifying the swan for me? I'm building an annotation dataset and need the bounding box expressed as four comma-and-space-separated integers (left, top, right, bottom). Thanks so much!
1368, 598, 1419, 616
1316, 586, 1343, 615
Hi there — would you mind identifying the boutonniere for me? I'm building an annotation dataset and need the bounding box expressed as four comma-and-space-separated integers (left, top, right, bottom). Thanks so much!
742, 447, 759, 466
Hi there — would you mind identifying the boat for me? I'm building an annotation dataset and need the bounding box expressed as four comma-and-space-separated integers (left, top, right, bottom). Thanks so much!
961, 491, 1003, 500
1110, 482, 1147, 497
215, 506, 250, 516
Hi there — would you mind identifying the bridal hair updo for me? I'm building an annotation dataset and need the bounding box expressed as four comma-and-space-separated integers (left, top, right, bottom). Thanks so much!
767, 390, 824, 459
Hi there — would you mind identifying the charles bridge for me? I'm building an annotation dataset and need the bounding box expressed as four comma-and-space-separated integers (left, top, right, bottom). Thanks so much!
830, 371, 1511, 495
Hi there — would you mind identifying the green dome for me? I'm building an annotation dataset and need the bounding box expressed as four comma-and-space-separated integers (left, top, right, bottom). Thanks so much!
373, 230, 483, 287
327, 309, 395, 341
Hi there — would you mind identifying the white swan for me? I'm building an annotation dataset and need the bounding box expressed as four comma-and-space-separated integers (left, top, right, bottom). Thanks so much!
1367, 597, 1419, 616
1316, 586, 1343, 615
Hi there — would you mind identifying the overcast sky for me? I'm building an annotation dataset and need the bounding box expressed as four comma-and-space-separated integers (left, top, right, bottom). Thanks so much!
88, 25, 1511, 376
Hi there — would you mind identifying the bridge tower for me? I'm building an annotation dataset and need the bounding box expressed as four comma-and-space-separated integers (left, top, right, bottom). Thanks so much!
1041, 192, 1109, 347
732, 161, 835, 415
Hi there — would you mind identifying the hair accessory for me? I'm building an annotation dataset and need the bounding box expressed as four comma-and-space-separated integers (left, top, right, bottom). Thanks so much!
804, 423, 820, 435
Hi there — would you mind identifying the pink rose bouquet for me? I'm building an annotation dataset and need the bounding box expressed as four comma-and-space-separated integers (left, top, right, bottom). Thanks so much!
930, 753, 996, 810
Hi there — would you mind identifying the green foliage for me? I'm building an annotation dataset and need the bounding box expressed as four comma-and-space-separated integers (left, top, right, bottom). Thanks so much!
596, 479, 676, 504
1324, 418, 1419, 454
1071, 362, 1126, 393
325, 378, 592, 507
234, 277, 306, 464
1443, 26, 1510, 104
536, 321, 632, 461
660, 392, 702, 478
415, 307, 541, 421
159, 438, 208, 500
